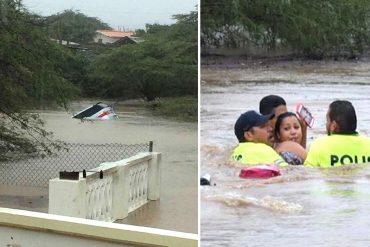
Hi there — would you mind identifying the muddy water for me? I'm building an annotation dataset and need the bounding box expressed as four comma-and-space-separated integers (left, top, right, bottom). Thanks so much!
201, 61, 370, 246
0, 101, 197, 234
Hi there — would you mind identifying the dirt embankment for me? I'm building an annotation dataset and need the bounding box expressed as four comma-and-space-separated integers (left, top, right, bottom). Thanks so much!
201, 55, 370, 87
201, 53, 370, 71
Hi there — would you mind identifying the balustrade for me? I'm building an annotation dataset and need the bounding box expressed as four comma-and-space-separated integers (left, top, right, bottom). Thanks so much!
49, 152, 161, 222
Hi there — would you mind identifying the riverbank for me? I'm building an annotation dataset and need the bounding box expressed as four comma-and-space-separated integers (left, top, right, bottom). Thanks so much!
144, 96, 198, 122
108, 96, 197, 122
201, 54, 370, 70
201, 56, 370, 86
38, 96, 198, 123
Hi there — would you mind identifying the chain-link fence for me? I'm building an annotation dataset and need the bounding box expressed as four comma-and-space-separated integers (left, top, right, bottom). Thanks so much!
0, 142, 153, 188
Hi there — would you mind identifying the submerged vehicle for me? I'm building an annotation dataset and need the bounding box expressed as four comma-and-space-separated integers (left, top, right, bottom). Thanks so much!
72, 102, 118, 120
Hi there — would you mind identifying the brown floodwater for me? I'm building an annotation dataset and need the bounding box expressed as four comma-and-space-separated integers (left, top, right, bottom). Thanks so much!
0, 101, 198, 234
201, 60, 370, 246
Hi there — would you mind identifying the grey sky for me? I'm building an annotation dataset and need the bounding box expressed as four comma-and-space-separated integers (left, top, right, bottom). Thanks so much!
22, 0, 198, 30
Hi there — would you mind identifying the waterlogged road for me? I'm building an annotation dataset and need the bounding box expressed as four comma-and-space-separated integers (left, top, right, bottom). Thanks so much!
201, 60, 370, 247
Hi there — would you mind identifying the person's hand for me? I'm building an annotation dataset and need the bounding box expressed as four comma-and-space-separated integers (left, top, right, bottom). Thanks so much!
300, 117, 307, 131
299, 117, 308, 148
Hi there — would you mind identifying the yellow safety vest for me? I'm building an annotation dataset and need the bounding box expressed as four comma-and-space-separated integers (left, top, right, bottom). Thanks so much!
231, 142, 288, 166
304, 134, 370, 167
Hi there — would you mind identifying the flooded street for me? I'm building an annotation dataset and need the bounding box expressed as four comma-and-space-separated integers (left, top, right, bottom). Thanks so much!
0, 101, 197, 234
201, 60, 370, 246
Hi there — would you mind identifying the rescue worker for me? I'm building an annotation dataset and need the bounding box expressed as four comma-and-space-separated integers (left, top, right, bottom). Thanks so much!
231, 110, 288, 166
305, 100, 370, 167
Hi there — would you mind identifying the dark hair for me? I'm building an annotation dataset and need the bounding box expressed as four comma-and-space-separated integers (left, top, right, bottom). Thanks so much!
234, 110, 274, 142
328, 100, 357, 133
274, 112, 301, 140
259, 95, 286, 115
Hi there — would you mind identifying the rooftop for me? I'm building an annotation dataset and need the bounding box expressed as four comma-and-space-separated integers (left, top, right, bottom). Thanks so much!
96, 29, 134, 38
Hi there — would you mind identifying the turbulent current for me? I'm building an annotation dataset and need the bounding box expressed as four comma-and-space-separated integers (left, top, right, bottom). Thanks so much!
201, 60, 370, 247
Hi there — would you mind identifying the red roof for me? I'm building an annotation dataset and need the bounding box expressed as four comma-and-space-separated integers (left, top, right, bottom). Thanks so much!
96, 30, 133, 38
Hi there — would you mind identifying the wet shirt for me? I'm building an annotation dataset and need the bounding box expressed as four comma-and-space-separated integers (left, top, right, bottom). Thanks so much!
231, 142, 288, 166
304, 134, 370, 167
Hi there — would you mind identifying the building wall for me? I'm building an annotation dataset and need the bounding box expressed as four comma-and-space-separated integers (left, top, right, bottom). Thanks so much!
93, 33, 121, 44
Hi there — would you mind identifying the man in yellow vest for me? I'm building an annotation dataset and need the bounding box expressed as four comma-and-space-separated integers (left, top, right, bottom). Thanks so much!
305, 100, 370, 167
231, 110, 288, 166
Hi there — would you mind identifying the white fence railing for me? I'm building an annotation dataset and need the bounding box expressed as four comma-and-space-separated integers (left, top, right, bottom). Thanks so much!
49, 152, 161, 221
86, 174, 114, 220
0, 207, 198, 247
128, 161, 149, 212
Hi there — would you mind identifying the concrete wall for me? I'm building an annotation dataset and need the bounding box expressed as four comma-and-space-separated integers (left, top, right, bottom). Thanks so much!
93, 33, 121, 44
0, 226, 136, 247
0, 207, 198, 247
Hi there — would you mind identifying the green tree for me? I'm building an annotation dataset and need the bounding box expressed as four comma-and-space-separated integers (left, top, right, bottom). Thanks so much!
134, 29, 146, 37
0, 0, 79, 160
201, 0, 370, 58
87, 10, 198, 101
201, 0, 240, 48
45, 9, 110, 45
88, 41, 173, 101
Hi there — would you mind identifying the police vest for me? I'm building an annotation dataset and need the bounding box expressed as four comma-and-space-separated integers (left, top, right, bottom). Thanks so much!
231, 142, 288, 166
304, 134, 370, 167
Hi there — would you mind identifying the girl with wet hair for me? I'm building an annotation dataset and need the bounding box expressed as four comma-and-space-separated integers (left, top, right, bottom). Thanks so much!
274, 112, 307, 165
259, 95, 307, 148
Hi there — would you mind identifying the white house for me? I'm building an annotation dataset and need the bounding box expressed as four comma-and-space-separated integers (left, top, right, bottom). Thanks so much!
94, 30, 134, 44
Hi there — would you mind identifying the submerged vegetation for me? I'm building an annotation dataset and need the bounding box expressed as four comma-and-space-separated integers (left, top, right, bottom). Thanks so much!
0, 0, 197, 160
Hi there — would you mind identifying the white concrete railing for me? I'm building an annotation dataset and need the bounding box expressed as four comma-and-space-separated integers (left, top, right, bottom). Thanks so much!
49, 152, 161, 221
0, 207, 198, 247
86, 173, 114, 220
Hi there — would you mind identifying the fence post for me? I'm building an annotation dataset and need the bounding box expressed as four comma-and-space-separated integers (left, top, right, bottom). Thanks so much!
148, 152, 161, 200
112, 164, 130, 219
49, 177, 87, 218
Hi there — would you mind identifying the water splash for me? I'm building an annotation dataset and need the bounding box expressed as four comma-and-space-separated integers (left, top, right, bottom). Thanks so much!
260, 196, 303, 212
206, 193, 303, 213
208, 193, 258, 207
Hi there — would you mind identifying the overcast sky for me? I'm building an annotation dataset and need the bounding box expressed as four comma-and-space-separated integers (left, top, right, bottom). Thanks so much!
23, 0, 198, 30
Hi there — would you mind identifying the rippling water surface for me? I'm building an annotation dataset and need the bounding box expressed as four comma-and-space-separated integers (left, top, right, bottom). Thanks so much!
201, 61, 370, 246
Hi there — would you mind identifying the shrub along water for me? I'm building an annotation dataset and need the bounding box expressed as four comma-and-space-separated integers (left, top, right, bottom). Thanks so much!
201, 0, 370, 59
146, 96, 198, 122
